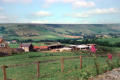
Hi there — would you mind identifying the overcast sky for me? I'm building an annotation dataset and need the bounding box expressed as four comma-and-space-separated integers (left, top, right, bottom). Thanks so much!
0, 0, 120, 24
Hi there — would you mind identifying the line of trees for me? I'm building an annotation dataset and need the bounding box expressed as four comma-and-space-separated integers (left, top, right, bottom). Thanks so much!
9, 38, 120, 47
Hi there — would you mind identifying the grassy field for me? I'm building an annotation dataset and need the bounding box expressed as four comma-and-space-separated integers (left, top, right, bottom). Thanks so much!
0, 52, 119, 80
0, 24, 119, 40
8, 43, 19, 48
8, 43, 48, 48
97, 38, 120, 44
1, 37, 120, 80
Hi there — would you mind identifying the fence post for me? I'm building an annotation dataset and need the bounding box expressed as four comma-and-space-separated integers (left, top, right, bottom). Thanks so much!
36, 61, 40, 79
80, 56, 82, 69
60, 57, 64, 72
2, 65, 7, 80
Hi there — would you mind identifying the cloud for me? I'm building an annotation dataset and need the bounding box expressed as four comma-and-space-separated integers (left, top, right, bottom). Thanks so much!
44, 0, 79, 4
48, 20, 81, 24
87, 8, 119, 14
2, 0, 32, 3
62, 0, 95, 8
43, 0, 59, 7
65, 8, 119, 18
0, 13, 18, 23
0, 7, 4, 11
45, 0, 59, 4
63, 0, 76, 3
44, 0, 96, 8
31, 20, 48, 23
33, 11, 52, 17
81, 21, 89, 24
0, 15, 7, 19
73, 1, 95, 8
65, 13, 89, 18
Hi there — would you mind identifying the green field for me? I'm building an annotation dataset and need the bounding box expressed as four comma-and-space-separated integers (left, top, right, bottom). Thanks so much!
8, 43, 19, 48
0, 24, 119, 40
0, 52, 119, 80
8, 43, 48, 48
1, 37, 120, 80
97, 38, 120, 44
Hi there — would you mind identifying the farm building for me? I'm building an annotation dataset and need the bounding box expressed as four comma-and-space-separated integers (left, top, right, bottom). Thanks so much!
69, 44, 90, 51
87, 44, 96, 47
48, 44, 64, 49
55, 47, 72, 52
20, 43, 34, 52
76, 45, 90, 50
12, 48, 24, 54
0, 38, 13, 56
11, 40, 17, 43
34, 46, 49, 51
0, 38, 8, 48
6, 41, 11, 44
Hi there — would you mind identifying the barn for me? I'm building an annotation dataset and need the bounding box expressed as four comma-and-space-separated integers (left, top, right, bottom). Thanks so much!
69, 44, 90, 51
55, 47, 72, 52
34, 46, 49, 51
76, 45, 90, 50
20, 43, 34, 52
48, 43, 64, 49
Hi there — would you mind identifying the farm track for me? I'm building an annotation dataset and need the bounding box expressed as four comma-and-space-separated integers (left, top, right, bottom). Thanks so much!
93, 68, 120, 80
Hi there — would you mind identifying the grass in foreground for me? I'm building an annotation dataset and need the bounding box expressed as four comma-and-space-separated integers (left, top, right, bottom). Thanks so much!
0, 52, 119, 80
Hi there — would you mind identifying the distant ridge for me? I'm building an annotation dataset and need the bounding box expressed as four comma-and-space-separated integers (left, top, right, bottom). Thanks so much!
0, 24, 120, 40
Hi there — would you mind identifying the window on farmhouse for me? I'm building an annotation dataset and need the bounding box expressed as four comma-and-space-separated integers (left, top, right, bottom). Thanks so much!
0, 43, 5, 47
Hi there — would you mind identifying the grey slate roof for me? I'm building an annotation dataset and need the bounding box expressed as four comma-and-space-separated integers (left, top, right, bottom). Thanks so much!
20, 43, 32, 47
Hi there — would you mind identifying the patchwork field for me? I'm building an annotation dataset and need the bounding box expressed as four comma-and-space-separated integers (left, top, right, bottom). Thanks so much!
0, 24, 119, 40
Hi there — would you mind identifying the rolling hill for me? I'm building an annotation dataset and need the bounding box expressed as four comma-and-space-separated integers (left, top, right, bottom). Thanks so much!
0, 24, 120, 40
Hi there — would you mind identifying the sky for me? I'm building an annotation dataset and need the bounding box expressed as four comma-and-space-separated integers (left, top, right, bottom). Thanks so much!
0, 0, 120, 24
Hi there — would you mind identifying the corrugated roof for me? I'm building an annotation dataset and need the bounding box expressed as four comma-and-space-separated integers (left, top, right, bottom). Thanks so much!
34, 46, 40, 49
34, 46, 48, 49
40, 46, 48, 49
76, 45, 89, 48
20, 43, 32, 47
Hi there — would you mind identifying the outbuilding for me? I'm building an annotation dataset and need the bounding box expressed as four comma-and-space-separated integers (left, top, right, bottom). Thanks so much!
69, 44, 90, 51
34, 46, 49, 51
48, 43, 64, 49
0, 38, 13, 56
76, 45, 89, 50
20, 43, 34, 52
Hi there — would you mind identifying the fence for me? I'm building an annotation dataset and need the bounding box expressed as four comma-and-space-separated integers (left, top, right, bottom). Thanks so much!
0, 56, 82, 80
0, 55, 119, 80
